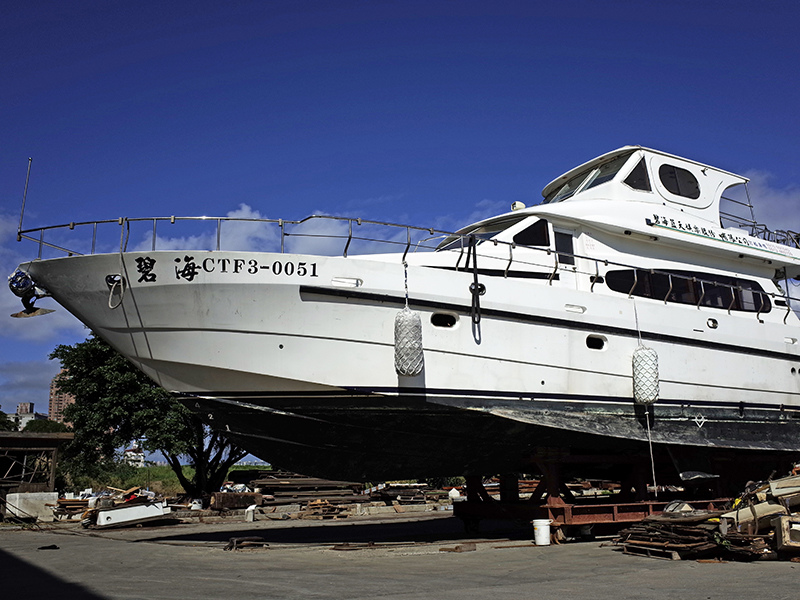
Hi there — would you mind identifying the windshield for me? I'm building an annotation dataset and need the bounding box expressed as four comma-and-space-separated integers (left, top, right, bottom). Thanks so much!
543, 152, 633, 204
436, 214, 528, 251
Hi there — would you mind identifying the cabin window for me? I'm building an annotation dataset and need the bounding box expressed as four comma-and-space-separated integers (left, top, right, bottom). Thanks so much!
436, 214, 528, 251
513, 219, 550, 247
544, 151, 635, 204
623, 158, 651, 191
554, 231, 575, 265
545, 172, 589, 204
605, 268, 771, 313
659, 165, 700, 199
582, 154, 631, 192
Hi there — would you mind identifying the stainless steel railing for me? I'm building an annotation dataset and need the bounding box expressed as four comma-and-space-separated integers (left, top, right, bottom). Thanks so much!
15, 213, 800, 322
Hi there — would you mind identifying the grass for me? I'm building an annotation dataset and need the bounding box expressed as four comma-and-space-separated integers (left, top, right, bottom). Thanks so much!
68, 464, 275, 497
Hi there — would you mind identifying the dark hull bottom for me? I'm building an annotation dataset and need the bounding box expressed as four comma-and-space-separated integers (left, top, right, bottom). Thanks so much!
180, 392, 800, 489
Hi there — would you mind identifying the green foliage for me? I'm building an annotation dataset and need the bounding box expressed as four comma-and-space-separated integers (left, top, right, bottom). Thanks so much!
23, 419, 71, 433
423, 476, 466, 490
60, 463, 196, 497
50, 335, 247, 497
0, 412, 16, 432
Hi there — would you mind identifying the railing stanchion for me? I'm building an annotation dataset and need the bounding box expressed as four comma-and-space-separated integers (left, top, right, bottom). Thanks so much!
343, 220, 353, 257
402, 227, 411, 263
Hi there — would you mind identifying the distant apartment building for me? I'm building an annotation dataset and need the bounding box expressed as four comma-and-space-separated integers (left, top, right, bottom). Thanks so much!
14, 402, 47, 429
16, 402, 34, 414
49, 369, 75, 425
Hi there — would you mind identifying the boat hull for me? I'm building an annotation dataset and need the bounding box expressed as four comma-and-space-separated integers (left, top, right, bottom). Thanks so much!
18, 248, 800, 482
182, 390, 800, 483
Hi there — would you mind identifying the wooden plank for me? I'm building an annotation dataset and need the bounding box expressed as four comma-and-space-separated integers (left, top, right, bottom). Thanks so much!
623, 544, 681, 560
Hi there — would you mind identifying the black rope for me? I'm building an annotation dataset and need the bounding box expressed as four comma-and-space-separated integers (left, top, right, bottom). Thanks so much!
468, 235, 486, 325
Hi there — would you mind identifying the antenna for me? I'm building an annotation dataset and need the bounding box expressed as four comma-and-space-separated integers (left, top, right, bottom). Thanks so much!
17, 157, 32, 242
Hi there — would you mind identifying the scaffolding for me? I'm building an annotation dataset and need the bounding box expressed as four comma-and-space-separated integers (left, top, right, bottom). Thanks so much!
0, 432, 73, 511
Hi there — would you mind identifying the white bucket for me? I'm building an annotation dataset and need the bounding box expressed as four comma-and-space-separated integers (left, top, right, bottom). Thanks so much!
532, 519, 552, 546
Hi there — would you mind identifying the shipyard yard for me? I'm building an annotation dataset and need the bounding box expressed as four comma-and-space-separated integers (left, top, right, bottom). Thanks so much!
5, 4, 800, 599
2, 512, 799, 600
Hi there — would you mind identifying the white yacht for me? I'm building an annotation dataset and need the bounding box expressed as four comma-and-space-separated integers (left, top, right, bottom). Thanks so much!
10, 146, 800, 484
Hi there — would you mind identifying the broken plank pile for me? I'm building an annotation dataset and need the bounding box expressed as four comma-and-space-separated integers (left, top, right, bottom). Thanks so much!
618, 514, 732, 560
210, 492, 263, 510
618, 514, 772, 561
233, 470, 365, 506
48, 498, 89, 520
368, 482, 429, 505
297, 499, 347, 520
617, 471, 800, 561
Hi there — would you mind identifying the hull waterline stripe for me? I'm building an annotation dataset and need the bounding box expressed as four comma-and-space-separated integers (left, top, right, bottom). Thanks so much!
298, 285, 800, 363
179, 387, 800, 412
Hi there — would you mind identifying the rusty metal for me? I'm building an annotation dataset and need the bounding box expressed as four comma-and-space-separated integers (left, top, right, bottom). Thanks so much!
454, 496, 729, 529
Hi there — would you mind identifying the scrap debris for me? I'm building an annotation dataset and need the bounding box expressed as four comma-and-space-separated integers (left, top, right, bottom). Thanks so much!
297, 499, 347, 520
439, 542, 477, 553
616, 472, 800, 561
224, 536, 268, 551
73, 487, 171, 530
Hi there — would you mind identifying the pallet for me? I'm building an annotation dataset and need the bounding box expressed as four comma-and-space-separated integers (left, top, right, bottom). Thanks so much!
623, 543, 681, 560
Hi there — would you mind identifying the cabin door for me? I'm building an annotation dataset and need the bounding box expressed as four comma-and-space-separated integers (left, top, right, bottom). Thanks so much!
552, 227, 578, 289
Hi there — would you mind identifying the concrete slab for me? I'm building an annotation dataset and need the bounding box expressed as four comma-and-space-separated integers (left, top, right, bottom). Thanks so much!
1, 513, 799, 600
6, 492, 58, 521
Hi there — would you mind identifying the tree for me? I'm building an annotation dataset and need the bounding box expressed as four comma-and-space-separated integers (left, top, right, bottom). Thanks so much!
50, 335, 248, 497
0, 411, 16, 432
23, 419, 71, 433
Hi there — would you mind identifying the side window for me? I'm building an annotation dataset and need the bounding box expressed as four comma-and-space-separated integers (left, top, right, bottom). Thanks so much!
513, 219, 550, 247
554, 231, 575, 265
605, 269, 770, 313
623, 158, 651, 191
659, 165, 700, 199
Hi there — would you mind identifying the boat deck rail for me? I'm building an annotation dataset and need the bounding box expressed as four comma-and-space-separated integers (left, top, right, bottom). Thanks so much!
15, 213, 800, 322
719, 188, 800, 249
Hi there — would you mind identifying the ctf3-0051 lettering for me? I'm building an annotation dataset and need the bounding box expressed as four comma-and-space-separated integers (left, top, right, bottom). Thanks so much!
135, 255, 319, 283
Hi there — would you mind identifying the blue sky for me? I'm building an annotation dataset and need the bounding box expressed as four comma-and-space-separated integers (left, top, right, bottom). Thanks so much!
2, 0, 800, 414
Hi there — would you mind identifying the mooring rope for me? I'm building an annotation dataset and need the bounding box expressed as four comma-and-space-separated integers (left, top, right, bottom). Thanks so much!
633, 298, 658, 498
468, 236, 485, 325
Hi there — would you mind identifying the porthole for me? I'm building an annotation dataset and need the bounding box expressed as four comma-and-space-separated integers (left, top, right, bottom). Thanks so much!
586, 335, 606, 350
707, 318, 718, 329
431, 313, 457, 328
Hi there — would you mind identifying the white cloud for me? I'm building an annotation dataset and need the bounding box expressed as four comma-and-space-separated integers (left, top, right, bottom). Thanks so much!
131, 230, 215, 252
285, 214, 361, 256
284, 211, 450, 256
743, 170, 800, 234
219, 204, 281, 252
429, 198, 509, 235
128, 204, 282, 253
118, 200, 505, 259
